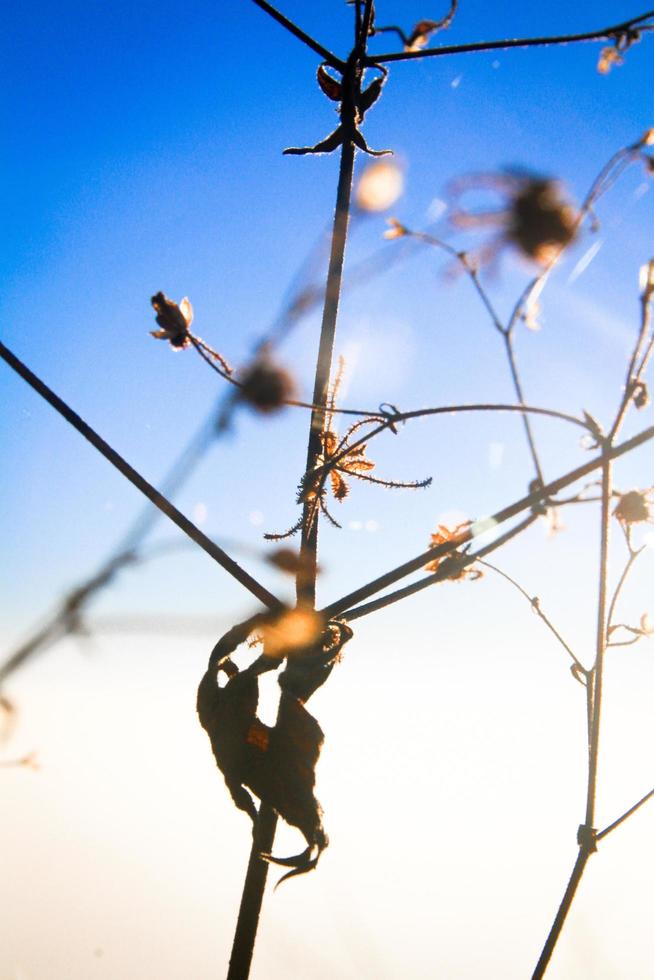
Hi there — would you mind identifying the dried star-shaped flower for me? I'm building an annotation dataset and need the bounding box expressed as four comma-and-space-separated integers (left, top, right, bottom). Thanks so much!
319, 430, 375, 502
425, 523, 482, 581
150, 292, 193, 349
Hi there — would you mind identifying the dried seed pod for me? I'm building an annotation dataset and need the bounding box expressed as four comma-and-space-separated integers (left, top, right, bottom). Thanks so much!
238, 355, 296, 413
508, 179, 577, 264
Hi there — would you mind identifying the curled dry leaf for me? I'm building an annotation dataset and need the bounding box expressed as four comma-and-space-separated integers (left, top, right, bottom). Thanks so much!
197, 614, 353, 883
316, 64, 342, 102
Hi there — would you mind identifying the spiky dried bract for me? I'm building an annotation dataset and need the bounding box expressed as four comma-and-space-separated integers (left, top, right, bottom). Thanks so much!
425, 523, 482, 581
238, 354, 297, 414
266, 358, 430, 539
613, 489, 654, 525
150, 292, 193, 349
197, 615, 353, 883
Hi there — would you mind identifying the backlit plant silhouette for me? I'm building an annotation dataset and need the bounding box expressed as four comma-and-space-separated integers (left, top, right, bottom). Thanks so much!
3, 3, 654, 979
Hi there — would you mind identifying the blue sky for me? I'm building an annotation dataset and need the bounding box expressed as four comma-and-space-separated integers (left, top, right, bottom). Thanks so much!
2, 3, 654, 978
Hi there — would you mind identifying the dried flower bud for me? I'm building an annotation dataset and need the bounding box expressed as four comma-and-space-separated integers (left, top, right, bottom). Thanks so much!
613, 490, 653, 525
640, 129, 654, 147
640, 613, 654, 636
597, 46, 624, 74
150, 292, 193, 349
639, 259, 654, 298
508, 180, 577, 265
405, 19, 441, 51
356, 161, 404, 212
384, 217, 408, 240
238, 355, 296, 414
633, 381, 650, 410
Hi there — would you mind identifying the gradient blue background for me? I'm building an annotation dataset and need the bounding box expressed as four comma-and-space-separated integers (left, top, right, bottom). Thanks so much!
2, 3, 654, 978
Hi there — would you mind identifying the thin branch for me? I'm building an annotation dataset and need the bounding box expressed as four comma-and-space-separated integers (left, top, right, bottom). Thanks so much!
0, 341, 281, 612
597, 786, 654, 841
250, 0, 345, 70
321, 423, 654, 620
366, 10, 654, 64
477, 559, 586, 674
605, 546, 645, 643
227, 29, 361, 977
531, 849, 592, 980
342, 513, 537, 621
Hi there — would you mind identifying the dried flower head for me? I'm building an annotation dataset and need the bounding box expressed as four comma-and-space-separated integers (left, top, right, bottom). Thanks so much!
150, 292, 193, 349
238, 353, 296, 414
425, 523, 482, 581
449, 172, 578, 267
356, 160, 404, 212
613, 489, 654, 525
384, 217, 408, 240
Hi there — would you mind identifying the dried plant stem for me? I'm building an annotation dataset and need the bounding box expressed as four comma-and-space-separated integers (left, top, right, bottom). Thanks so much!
531, 452, 612, 978
366, 9, 654, 64
0, 341, 280, 612
322, 422, 654, 619
250, 0, 345, 70
297, 133, 356, 604
226, 51, 360, 974
502, 330, 545, 486
597, 785, 654, 841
